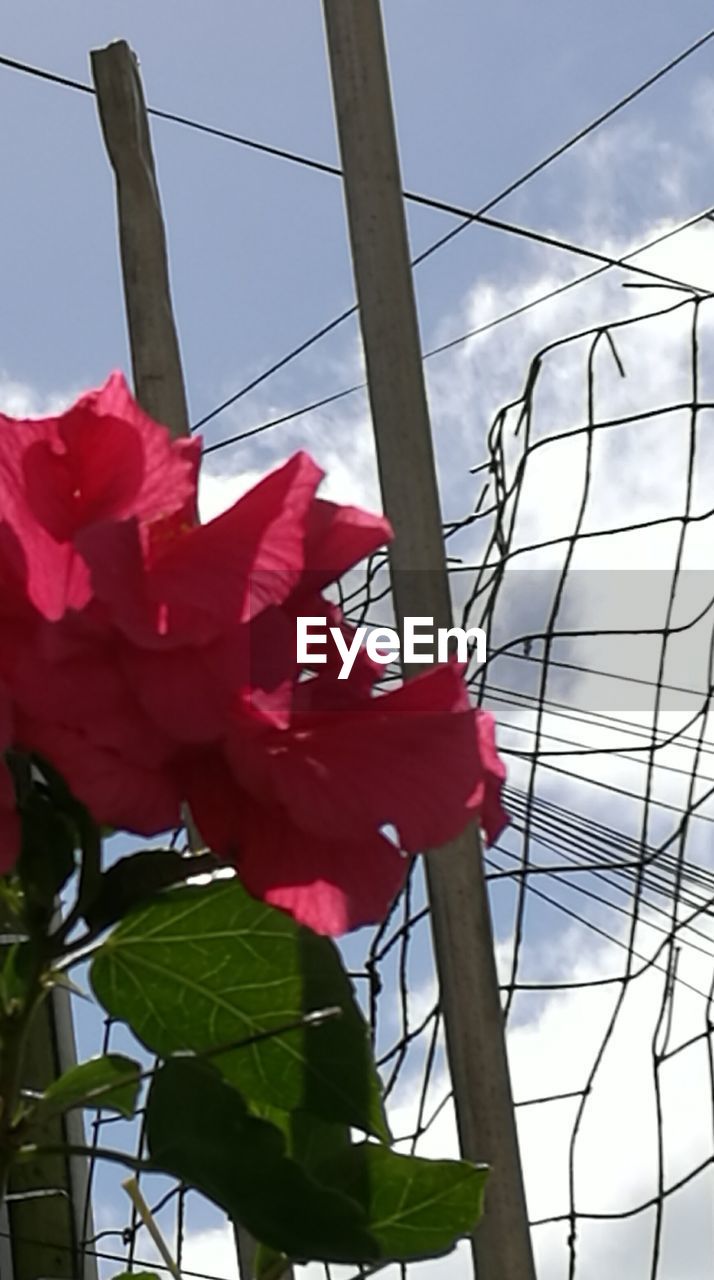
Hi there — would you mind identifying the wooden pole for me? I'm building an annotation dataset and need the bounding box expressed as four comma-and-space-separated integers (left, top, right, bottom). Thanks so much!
321, 6, 535, 1278
6, 42, 186, 1280
90, 39, 286, 1280
90, 40, 189, 441
3, 903, 96, 1279
6, 998, 87, 1280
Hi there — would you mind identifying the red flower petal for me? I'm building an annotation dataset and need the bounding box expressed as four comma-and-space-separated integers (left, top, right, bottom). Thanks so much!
84, 372, 199, 526
121, 635, 243, 744
155, 451, 323, 625
79, 452, 325, 644
18, 717, 181, 837
11, 616, 127, 729
0, 372, 198, 620
238, 802, 407, 936
228, 663, 483, 854
0, 684, 12, 748
76, 519, 172, 646
0, 687, 19, 873
289, 596, 382, 701
301, 498, 392, 592
182, 751, 407, 935
471, 710, 509, 844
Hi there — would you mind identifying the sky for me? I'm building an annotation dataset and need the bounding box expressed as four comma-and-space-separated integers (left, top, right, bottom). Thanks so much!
3, 3, 714, 1279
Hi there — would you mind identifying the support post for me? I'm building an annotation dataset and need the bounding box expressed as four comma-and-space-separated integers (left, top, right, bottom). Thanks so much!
90, 40, 285, 1280
90, 39, 189, 441
321, 6, 535, 1278
3, 910, 96, 1279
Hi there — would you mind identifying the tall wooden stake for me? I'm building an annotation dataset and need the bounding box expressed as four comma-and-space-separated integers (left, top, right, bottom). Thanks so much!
91, 40, 189, 441
5, 978, 95, 1280
321, 6, 535, 1278
90, 39, 290, 1280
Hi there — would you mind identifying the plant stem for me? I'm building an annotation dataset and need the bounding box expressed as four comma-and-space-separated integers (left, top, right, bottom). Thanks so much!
50, 812, 102, 952
17, 1142, 151, 1174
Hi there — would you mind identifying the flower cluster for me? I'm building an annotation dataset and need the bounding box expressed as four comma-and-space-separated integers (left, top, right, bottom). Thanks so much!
0, 374, 507, 934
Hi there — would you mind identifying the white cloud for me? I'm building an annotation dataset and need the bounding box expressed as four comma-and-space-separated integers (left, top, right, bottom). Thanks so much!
198, 466, 266, 522
0, 373, 76, 418
180, 1224, 240, 1280
198, 421, 381, 524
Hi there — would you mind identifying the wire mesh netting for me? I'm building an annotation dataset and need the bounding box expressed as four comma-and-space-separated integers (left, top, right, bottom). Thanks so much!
7, 282, 705, 1280
3, 22, 714, 1279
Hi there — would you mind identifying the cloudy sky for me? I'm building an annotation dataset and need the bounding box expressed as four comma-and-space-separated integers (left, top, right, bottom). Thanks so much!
3, 3, 714, 1279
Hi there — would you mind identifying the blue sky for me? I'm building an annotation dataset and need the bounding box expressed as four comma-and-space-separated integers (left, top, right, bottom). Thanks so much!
0, 1, 712, 424
4, 4, 714, 1279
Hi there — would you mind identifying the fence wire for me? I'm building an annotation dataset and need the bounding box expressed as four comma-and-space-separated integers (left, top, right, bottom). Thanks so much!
5, 289, 714, 1280
329, 286, 714, 1280
458, 288, 714, 1280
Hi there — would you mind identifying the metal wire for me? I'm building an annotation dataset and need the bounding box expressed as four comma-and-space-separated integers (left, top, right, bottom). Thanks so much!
318, 288, 714, 1279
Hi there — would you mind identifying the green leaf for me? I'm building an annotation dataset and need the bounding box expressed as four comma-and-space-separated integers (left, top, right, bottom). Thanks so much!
289, 1109, 352, 1173
90, 879, 388, 1138
37, 1054, 141, 1120
278, 1108, 352, 1178
248, 1099, 351, 1173
249, 1111, 487, 1259
146, 1058, 379, 1264
318, 1141, 488, 1260
0, 939, 33, 1015
17, 789, 76, 920
254, 1243, 293, 1280
147, 1059, 487, 1267
83, 848, 217, 930
110, 1273, 160, 1279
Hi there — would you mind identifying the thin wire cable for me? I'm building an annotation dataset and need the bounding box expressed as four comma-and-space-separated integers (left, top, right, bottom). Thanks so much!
3, 32, 713, 445
200, 200, 714, 456
189, 27, 714, 431
1, 22, 711, 213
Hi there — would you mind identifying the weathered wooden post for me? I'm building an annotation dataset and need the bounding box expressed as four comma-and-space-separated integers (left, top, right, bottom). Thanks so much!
90, 39, 277, 1280
322, 5, 536, 1276
3, 899, 95, 1278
